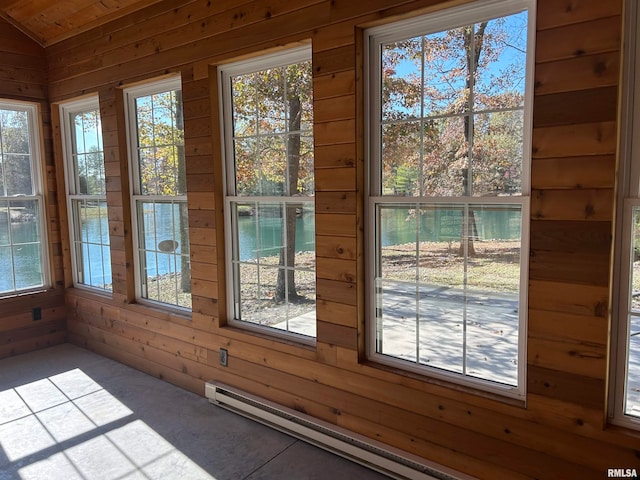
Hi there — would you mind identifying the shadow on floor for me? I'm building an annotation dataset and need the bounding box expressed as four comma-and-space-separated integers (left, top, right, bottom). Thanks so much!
0, 344, 391, 480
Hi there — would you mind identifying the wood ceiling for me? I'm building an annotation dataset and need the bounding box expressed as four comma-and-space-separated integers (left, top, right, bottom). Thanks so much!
0, 0, 165, 46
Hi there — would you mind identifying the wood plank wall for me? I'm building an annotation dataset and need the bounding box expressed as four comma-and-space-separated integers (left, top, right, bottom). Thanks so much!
0, 19, 67, 359
0, 0, 631, 477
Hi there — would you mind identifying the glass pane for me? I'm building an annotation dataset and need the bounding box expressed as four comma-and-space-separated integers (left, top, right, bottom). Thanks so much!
295, 203, 315, 269
234, 201, 314, 265
472, 111, 524, 196
381, 38, 422, 121
287, 269, 316, 337
256, 67, 286, 134
71, 109, 105, 196
138, 200, 190, 308
464, 205, 521, 386
417, 206, 464, 288
417, 206, 464, 373
72, 112, 87, 154
418, 282, 464, 373
375, 202, 520, 386
5, 154, 33, 195
238, 264, 277, 324
232, 199, 315, 337
10, 201, 39, 244
379, 205, 418, 282
256, 135, 286, 196
0, 245, 14, 293
135, 89, 185, 197
76, 152, 106, 195
136, 96, 154, 148
102, 246, 113, 290
256, 203, 284, 259
0, 201, 9, 245
382, 121, 421, 197
231, 72, 258, 137
234, 138, 259, 196
0, 109, 30, 155
290, 61, 313, 132
423, 116, 467, 197
13, 243, 43, 290
423, 27, 468, 116
376, 277, 418, 363
473, 13, 528, 111
298, 135, 315, 196
230, 58, 313, 199
74, 200, 111, 290
0, 155, 4, 196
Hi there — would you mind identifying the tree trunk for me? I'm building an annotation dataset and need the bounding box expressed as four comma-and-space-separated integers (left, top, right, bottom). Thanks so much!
275, 95, 302, 302
458, 22, 487, 257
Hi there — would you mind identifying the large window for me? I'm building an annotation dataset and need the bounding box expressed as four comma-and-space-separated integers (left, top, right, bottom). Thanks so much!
366, 0, 533, 396
124, 77, 191, 310
60, 97, 111, 291
0, 101, 48, 296
612, 0, 640, 428
220, 46, 316, 339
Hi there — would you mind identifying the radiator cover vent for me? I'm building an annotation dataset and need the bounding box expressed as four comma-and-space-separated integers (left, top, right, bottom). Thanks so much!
206, 382, 474, 480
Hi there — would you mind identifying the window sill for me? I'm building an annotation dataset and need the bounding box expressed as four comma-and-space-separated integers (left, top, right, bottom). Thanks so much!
362, 356, 526, 409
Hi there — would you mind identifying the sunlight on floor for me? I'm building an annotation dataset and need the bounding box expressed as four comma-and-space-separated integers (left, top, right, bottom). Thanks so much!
0, 369, 216, 480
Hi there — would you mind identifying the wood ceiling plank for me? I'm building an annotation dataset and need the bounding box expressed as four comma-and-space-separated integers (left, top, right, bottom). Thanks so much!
0, 0, 167, 46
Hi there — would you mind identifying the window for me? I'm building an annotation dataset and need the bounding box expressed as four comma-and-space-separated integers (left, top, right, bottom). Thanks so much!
0, 100, 48, 296
124, 77, 191, 310
366, 0, 533, 396
612, 0, 640, 427
60, 97, 111, 291
220, 46, 316, 339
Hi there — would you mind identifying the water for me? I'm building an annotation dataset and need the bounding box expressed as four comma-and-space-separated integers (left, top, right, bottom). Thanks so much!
236, 214, 315, 261
0, 207, 521, 292
0, 221, 43, 293
379, 205, 521, 245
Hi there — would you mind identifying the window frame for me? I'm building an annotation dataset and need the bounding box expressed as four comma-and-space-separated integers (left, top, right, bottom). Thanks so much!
219, 45, 316, 343
59, 95, 111, 292
610, 0, 640, 429
364, 0, 535, 398
123, 75, 192, 312
0, 99, 50, 297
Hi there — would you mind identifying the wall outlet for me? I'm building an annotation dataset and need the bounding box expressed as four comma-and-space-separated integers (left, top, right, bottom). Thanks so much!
32, 307, 41, 321
220, 348, 228, 367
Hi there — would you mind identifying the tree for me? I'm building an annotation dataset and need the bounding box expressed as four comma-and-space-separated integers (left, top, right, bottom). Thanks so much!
380, 12, 527, 253
230, 60, 314, 304
135, 89, 191, 294
0, 109, 32, 197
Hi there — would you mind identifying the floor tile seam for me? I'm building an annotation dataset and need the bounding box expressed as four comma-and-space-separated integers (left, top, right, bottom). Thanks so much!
240, 438, 299, 480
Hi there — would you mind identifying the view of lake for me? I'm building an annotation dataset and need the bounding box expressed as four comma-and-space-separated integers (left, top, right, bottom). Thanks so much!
0, 220, 43, 294
0, 206, 520, 294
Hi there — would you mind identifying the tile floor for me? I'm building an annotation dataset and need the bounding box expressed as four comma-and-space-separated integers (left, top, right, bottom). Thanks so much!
0, 344, 392, 480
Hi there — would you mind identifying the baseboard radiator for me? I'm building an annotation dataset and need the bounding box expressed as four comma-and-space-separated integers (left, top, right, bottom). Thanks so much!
205, 382, 474, 480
